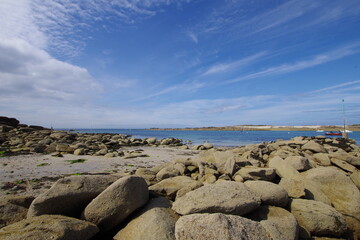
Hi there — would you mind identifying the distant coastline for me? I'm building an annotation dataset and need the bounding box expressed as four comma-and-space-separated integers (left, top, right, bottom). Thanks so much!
149, 125, 360, 132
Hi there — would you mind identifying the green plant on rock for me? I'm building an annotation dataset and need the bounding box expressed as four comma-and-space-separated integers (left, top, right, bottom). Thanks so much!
37, 163, 49, 167
66, 159, 87, 164
51, 153, 64, 157
71, 173, 83, 176
15, 180, 25, 185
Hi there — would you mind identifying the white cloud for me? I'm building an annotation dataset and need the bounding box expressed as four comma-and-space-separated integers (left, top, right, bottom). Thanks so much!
0, 38, 100, 103
0, 0, 47, 48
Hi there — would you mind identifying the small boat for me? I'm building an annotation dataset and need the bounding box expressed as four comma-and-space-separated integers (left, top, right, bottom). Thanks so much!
325, 131, 342, 136
316, 130, 324, 132
341, 130, 353, 133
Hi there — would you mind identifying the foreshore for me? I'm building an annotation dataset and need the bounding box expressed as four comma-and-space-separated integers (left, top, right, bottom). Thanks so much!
0, 146, 200, 197
1, 116, 360, 239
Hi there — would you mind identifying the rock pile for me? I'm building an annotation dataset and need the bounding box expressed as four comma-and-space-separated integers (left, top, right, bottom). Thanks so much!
1, 118, 360, 239
0, 116, 186, 157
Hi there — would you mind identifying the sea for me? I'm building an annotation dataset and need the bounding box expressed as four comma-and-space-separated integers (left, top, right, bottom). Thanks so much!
71, 129, 360, 147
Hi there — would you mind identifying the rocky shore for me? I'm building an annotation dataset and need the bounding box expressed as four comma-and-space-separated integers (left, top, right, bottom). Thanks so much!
0, 116, 193, 158
1, 116, 360, 239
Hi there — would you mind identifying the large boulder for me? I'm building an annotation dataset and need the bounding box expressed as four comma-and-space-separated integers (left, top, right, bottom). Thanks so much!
313, 153, 331, 166
49, 132, 68, 140
268, 156, 302, 180
149, 176, 203, 200
290, 199, 347, 237
135, 168, 157, 184
248, 205, 299, 240
55, 143, 75, 153
0, 215, 99, 240
0, 116, 20, 127
198, 150, 239, 175
82, 176, 149, 231
175, 213, 271, 240
330, 158, 357, 173
145, 137, 157, 145
172, 181, 260, 216
301, 141, 327, 153
329, 151, 360, 167
284, 156, 312, 171
0, 196, 34, 228
244, 180, 289, 207
304, 167, 360, 221
113, 197, 179, 240
350, 170, 360, 189
156, 166, 181, 181
235, 167, 276, 181
27, 175, 119, 218
279, 178, 305, 198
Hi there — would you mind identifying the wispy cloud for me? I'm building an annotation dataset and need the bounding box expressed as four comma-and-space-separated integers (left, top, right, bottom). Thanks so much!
0, 0, 192, 57
115, 79, 137, 88
238, 0, 319, 36
226, 43, 360, 83
187, 32, 198, 43
309, 79, 360, 94
202, 51, 267, 76
148, 78, 360, 126
194, 0, 360, 44
133, 81, 205, 102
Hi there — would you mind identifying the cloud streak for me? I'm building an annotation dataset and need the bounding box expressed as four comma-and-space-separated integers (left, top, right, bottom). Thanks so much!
309, 79, 360, 94
202, 51, 267, 76
226, 43, 360, 83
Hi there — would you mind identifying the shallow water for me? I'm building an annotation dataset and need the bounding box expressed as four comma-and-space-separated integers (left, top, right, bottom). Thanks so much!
70, 129, 360, 147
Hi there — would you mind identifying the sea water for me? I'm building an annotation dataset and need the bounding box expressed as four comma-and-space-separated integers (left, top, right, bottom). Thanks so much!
71, 129, 360, 147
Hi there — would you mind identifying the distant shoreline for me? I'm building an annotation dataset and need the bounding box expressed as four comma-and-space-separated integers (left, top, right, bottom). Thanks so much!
148, 125, 360, 132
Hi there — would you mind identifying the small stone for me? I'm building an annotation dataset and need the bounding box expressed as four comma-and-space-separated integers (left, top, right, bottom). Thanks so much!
203, 143, 213, 149
74, 148, 85, 155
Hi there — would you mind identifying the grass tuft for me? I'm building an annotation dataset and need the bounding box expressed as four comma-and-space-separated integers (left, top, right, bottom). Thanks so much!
66, 159, 87, 164
37, 163, 49, 167
71, 173, 83, 176
15, 180, 25, 184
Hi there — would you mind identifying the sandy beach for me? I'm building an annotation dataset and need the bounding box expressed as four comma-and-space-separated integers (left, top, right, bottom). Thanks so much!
0, 146, 199, 197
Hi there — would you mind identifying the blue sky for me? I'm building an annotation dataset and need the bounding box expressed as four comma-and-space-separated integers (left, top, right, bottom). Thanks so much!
1, 0, 360, 128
